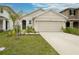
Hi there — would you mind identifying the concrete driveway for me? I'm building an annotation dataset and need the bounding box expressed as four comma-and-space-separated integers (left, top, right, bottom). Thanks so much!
40, 32, 79, 55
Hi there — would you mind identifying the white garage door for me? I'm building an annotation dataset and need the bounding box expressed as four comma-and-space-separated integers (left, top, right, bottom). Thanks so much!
36, 21, 64, 32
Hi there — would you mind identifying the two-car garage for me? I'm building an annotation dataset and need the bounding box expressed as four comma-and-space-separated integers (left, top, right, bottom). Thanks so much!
34, 11, 67, 32
35, 21, 65, 32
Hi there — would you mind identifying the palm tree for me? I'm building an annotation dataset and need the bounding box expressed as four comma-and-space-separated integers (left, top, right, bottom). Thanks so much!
10, 13, 21, 35
6, 7, 21, 36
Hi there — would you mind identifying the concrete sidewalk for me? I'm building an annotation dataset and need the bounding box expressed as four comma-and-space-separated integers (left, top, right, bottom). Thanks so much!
40, 32, 79, 55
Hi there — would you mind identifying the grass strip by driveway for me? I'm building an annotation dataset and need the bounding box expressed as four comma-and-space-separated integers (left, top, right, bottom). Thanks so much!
0, 32, 59, 55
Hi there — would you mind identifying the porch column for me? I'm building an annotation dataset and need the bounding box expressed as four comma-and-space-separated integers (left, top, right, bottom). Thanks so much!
70, 21, 73, 28
9, 20, 14, 30
3, 20, 6, 31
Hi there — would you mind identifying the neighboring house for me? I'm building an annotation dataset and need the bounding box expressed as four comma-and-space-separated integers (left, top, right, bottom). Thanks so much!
60, 8, 79, 28
0, 6, 17, 31
19, 9, 67, 32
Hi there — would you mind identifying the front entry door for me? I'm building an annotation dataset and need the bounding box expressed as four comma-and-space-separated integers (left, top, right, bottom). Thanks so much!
22, 20, 26, 29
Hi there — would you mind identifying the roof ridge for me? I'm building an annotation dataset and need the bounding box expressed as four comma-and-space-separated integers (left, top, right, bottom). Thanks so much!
20, 8, 45, 19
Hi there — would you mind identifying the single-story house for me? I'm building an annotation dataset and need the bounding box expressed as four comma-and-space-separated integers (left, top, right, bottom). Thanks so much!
18, 8, 68, 32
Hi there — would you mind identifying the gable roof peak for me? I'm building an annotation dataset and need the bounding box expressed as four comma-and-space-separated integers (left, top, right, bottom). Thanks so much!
33, 8, 45, 12
20, 8, 45, 19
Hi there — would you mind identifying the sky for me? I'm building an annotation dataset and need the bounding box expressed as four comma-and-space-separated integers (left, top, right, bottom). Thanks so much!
0, 3, 79, 15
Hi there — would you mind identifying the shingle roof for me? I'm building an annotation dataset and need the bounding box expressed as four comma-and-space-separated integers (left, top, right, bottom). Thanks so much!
60, 8, 79, 13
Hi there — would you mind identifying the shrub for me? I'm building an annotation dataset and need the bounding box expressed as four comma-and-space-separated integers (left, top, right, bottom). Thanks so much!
26, 26, 36, 33
7, 29, 16, 36
15, 25, 21, 35
7, 25, 20, 36
63, 27, 79, 35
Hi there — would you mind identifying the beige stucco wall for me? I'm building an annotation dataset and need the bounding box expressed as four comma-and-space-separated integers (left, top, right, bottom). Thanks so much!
17, 16, 34, 30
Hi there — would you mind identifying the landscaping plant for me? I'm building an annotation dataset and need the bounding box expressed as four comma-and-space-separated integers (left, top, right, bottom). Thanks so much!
26, 26, 36, 33
63, 27, 79, 35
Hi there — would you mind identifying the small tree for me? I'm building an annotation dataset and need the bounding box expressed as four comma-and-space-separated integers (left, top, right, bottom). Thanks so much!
8, 11, 21, 39
15, 23, 21, 36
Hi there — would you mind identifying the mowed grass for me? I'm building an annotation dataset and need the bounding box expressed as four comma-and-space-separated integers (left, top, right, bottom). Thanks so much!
0, 32, 59, 55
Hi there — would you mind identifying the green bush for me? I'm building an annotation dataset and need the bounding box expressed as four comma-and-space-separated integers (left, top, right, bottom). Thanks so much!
7, 29, 16, 36
63, 27, 79, 35
26, 26, 36, 33
8, 25, 21, 36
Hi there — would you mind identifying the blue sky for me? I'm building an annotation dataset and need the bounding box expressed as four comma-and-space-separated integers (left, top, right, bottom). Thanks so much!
0, 3, 79, 15
0, 3, 36, 14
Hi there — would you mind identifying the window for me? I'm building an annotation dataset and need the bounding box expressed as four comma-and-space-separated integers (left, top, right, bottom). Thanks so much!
69, 9, 72, 15
29, 20, 31, 24
73, 10, 76, 15
69, 9, 76, 15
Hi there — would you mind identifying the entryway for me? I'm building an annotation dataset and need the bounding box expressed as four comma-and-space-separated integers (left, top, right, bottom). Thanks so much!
0, 16, 10, 31
73, 21, 79, 28
66, 21, 79, 28
22, 20, 26, 29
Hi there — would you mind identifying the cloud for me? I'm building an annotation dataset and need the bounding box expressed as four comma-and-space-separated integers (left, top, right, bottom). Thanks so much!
32, 3, 79, 12
1, 3, 79, 14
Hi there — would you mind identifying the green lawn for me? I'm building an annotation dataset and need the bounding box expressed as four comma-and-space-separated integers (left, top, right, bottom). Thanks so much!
0, 32, 59, 55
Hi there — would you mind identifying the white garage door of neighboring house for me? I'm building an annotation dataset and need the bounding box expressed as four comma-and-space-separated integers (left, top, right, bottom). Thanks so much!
35, 21, 64, 32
